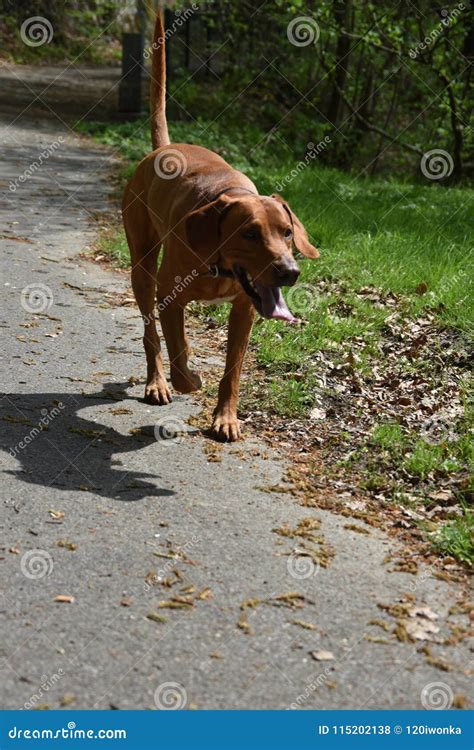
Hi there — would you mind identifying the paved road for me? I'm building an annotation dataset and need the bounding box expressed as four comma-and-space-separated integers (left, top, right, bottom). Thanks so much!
0, 67, 471, 711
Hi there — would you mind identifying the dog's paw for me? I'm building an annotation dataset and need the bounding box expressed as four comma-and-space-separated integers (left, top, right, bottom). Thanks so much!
144, 379, 172, 405
211, 412, 241, 442
170, 366, 202, 394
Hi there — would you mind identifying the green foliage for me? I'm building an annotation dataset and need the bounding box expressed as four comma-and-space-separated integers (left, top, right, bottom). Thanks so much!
0, 1, 121, 63
434, 507, 474, 565
5, 2, 472, 177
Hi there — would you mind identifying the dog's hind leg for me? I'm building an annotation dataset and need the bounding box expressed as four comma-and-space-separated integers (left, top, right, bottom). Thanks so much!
132, 252, 172, 405
124, 192, 172, 405
157, 254, 201, 394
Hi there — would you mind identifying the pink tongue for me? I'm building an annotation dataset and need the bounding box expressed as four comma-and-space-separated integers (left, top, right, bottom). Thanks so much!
254, 283, 298, 323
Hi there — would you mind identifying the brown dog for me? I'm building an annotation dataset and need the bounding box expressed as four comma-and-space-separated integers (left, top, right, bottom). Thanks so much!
122, 10, 319, 442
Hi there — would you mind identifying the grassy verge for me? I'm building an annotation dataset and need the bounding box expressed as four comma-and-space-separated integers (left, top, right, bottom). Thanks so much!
77, 115, 473, 566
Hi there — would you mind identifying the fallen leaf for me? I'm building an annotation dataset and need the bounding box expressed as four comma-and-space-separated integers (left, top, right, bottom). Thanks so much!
240, 598, 261, 610
270, 592, 312, 609
310, 650, 334, 661
237, 611, 253, 634
343, 524, 370, 535
368, 618, 391, 631
197, 587, 213, 601
291, 620, 316, 630
415, 281, 428, 295
364, 634, 391, 644
60, 694, 75, 707
57, 539, 77, 551
49, 510, 65, 521
410, 605, 438, 621
146, 612, 168, 623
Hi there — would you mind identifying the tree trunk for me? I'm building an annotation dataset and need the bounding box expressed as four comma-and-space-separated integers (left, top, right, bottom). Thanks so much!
326, 0, 353, 128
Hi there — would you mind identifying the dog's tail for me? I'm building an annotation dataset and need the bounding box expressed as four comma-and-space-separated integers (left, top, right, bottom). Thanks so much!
150, 8, 170, 149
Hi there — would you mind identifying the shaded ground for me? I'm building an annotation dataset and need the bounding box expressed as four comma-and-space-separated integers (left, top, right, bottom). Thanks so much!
0, 62, 147, 123
0, 63, 472, 711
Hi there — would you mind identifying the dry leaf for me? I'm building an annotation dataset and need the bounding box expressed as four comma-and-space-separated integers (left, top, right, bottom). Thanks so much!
291, 620, 316, 630
49, 510, 64, 521
311, 650, 334, 661
453, 694, 468, 709
240, 598, 261, 610
237, 611, 253, 634
197, 587, 213, 601
146, 612, 168, 623
57, 539, 77, 551
60, 694, 75, 706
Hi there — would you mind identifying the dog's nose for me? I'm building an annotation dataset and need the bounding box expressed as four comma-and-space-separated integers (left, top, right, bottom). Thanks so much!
273, 261, 300, 287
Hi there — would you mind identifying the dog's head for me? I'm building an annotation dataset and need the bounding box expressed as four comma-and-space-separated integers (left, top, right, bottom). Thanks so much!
185, 193, 319, 322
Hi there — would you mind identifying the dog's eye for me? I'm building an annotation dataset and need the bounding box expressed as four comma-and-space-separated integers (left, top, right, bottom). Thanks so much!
284, 227, 293, 240
242, 228, 260, 241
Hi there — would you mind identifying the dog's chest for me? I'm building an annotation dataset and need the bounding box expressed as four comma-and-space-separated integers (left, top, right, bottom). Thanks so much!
197, 295, 237, 306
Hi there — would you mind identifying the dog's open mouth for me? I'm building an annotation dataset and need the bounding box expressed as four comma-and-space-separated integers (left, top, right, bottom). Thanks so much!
234, 265, 297, 323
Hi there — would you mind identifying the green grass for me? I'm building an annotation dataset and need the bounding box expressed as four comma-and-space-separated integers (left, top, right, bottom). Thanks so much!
434, 508, 474, 566
371, 416, 472, 481
77, 115, 473, 564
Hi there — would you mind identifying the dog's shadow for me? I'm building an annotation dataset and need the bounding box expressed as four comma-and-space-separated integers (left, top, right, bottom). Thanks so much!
1, 382, 176, 502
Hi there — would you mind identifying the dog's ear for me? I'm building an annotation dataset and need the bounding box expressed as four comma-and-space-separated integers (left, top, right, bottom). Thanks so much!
185, 196, 235, 258
271, 194, 319, 258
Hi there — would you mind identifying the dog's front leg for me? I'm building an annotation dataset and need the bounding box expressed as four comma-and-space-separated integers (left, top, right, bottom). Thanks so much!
212, 294, 255, 442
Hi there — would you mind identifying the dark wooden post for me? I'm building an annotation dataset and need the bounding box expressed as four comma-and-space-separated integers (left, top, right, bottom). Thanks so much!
118, 0, 145, 115
119, 33, 143, 114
